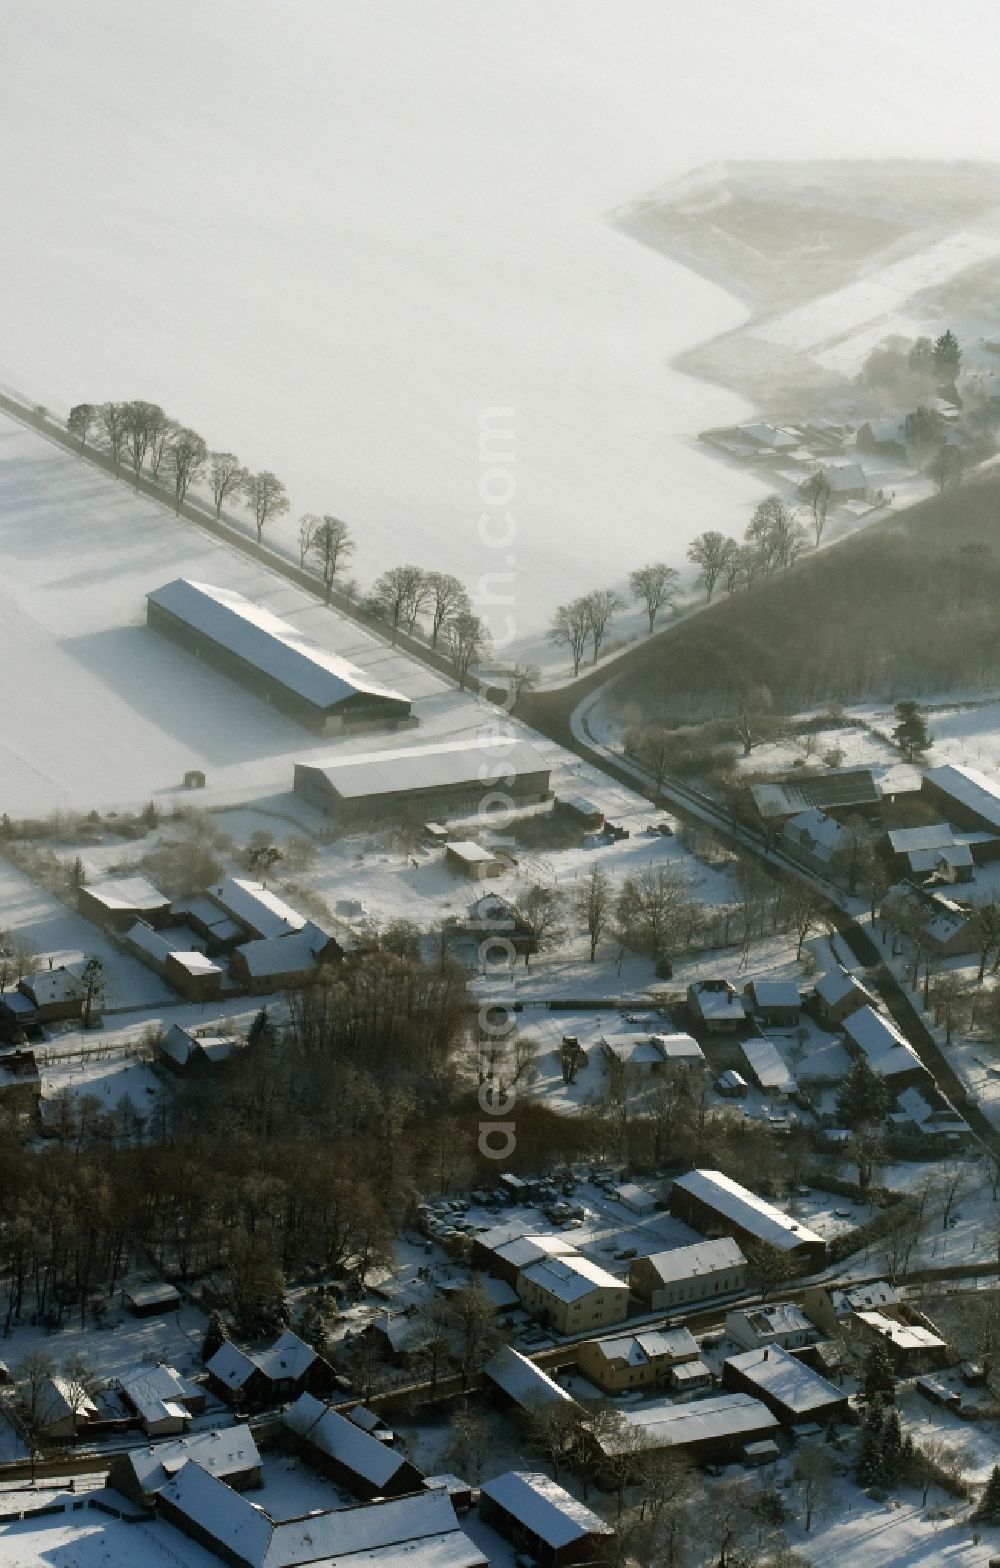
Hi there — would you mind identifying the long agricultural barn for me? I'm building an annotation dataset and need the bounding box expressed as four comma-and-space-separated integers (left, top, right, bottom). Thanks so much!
146, 579, 412, 735
294, 734, 552, 826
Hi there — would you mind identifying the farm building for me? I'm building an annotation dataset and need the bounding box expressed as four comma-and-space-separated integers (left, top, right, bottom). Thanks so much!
157, 1460, 485, 1568
668, 1170, 826, 1268
156, 1023, 241, 1072
444, 840, 508, 879
484, 1346, 576, 1414
851, 1311, 951, 1374
479, 1472, 614, 1567
229, 920, 342, 993
122, 1281, 181, 1317
576, 1328, 699, 1393
471, 1228, 578, 1288
146, 578, 412, 735
283, 1392, 424, 1500
293, 734, 552, 827
78, 875, 171, 933
781, 809, 847, 875
814, 965, 878, 1027
123, 919, 224, 1001
109, 1423, 261, 1506
600, 1030, 704, 1076
722, 1345, 848, 1427
592, 1394, 779, 1465
206, 1329, 334, 1407
629, 1237, 748, 1311
922, 763, 1000, 833
750, 767, 883, 823
517, 1254, 629, 1335
840, 1005, 931, 1090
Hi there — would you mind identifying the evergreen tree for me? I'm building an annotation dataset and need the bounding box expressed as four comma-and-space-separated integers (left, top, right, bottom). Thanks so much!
836, 1057, 892, 1129
247, 1007, 278, 1049
69, 856, 86, 892
974, 1464, 1000, 1524
861, 1341, 896, 1406
201, 1310, 228, 1363
856, 1403, 885, 1488
892, 699, 931, 761
880, 1407, 903, 1483
294, 1302, 329, 1354
933, 329, 962, 382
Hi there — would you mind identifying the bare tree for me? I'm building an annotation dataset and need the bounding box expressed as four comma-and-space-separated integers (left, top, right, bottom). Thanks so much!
209, 452, 247, 518
97, 401, 128, 468
629, 563, 680, 633
585, 589, 624, 663
928, 971, 971, 1044
513, 884, 565, 966
787, 881, 826, 959
298, 512, 320, 568
310, 516, 355, 601
548, 597, 591, 676
686, 530, 733, 602
369, 565, 427, 642
13, 1352, 57, 1481
122, 400, 168, 489
793, 1445, 835, 1531
148, 413, 178, 480
499, 662, 540, 706
443, 610, 489, 689
631, 726, 672, 797
801, 471, 832, 547
573, 866, 613, 961
67, 403, 96, 450
244, 470, 289, 544
168, 428, 207, 513
616, 864, 695, 962
425, 572, 469, 646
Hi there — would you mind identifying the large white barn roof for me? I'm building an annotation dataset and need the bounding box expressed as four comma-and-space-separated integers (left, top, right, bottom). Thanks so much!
300, 734, 550, 800
925, 763, 1000, 829
148, 579, 408, 711
672, 1170, 823, 1253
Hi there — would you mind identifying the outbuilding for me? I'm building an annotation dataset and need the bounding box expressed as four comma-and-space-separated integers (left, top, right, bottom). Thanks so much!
479, 1471, 614, 1568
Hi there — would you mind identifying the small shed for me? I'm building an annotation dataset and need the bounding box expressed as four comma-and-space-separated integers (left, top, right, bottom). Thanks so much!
123, 1282, 182, 1317
614, 1183, 656, 1215
444, 840, 507, 879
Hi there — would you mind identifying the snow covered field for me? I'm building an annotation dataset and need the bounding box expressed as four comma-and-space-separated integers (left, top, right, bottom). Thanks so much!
3, 4, 999, 636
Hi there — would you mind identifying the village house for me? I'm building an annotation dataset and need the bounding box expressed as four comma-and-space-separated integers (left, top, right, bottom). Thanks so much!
517, 1254, 629, 1335
77, 874, 171, 933
814, 965, 879, 1028
600, 1030, 705, 1076
687, 980, 745, 1034
228, 919, 342, 993
851, 1310, 951, 1374
725, 1302, 815, 1352
629, 1237, 749, 1311
109, 1423, 262, 1507
206, 1329, 334, 1407
743, 980, 801, 1028
856, 416, 907, 461
17, 965, 84, 1023
115, 1363, 204, 1436
887, 824, 974, 884
283, 1392, 425, 1500
740, 1036, 798, 1098
155, 1023, 241, 1073
668, 1170, 827, 1269
470, 1227, 578, 1288
881, 881, 980, 957
722, 1345, 848, 1428
840, 1004, 931, 1092
576, 1328, 699, 1393
781, 809, 847, 877
461, 891, 538, 960
36, 1374, 99, 1439
479, 1472, 614, 1568
802, 1281, 902, 1336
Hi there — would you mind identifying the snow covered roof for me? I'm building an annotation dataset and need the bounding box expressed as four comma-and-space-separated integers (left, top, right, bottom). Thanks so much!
741, 1037, 797, 1094
925, 763, 1000, 830
842, 1005, 926, 1080
117, 1363, 198, 1427
160, 1024, 237, 1066
207, 878, 307, 940
783, 808, 845, 861
688, 981, 745, 1022
479, 1472, 612, 1547
283, 1393, 412, 1487
815, 965, 875, 1009
483, 1347, 575, 1407
169, 949, 224, 976
828, 1281, 901, 1315
642, 1237, 747, 1285
751, 768, 882, 819
443, 840, 500, 865
724, 1345, 843, 1414
235, 921, 335, 977
746, 980, 800, 1009
490, 1233, 578, 1271
820, 460, 865, 491
298, 735, 550, 800
738, 422, 798, 449
651, 1031, 705, 1064
906, 844, 974, 875
730, 1302, 813, 1340
600, 1395, 778, 1453
589, 1328, 698, 1367
84, 875, 168, 911
256, 1331, 319, 1382
601, 1031, 668, 1066
671, 1170, 824, 1253
888, 824, 959, 853
123, 1423, 259, 1495
39, 1375, 98, 1426
123, 1282, 181, 1311
855, 1311, 946, 1351
147, 579, 408, 712
206, 1340, 261, 1391
125, 919, 174, 963
22, 965, 81, 1006
520, 1254, 625, 1303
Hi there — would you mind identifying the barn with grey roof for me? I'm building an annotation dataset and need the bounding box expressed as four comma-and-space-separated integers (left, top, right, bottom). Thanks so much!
146, 579, 412, 735
294, 734, 552, 826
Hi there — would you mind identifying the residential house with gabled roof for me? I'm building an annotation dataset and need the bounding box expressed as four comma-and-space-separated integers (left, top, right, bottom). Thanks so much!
743, 980, 801, 1027
781, 808, 847, 876
814, 965, 878, 1027
156, 1023, 241, 1072
283, 1392, 424, 1500
881, 880, 980, 957
576, 1328, 699, 1393
841, 1004, 931, 1090
517, 1255, 629, 1335
722, 1344, 848, 1427
115, 1362, 204, 1436
887, 824, 974, 884
687, 980, 745, 1034
229, 920, 342, 994
109, 1423, 262, 1506
725, 1302, 815, 1352
17, 965, 84, 1023
206, 1330, 334, 1407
